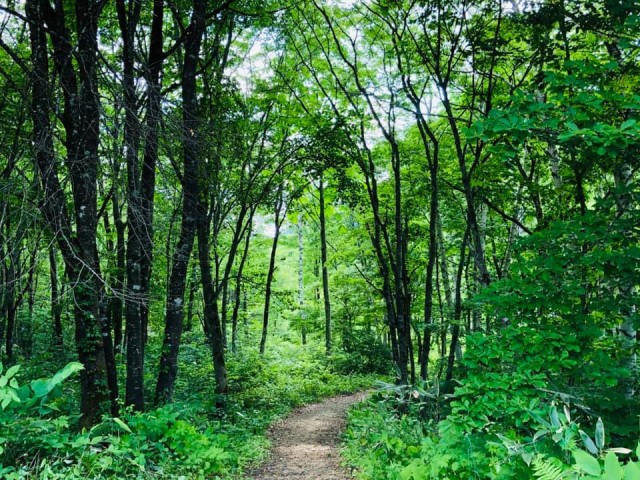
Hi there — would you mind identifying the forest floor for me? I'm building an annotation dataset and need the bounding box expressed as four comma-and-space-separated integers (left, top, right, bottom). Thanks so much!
245, 391, 368, 480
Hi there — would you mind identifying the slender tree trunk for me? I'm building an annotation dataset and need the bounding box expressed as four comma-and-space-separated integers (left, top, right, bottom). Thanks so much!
112, 196, 126, 353
231, 212, 254, 353
49, 246, 63, 347
220, 207, 249, 351
441, 92, 491, 290
421, 192, 439, 379
445, 227, 469, 388
260, 191, 284, 355
185, 264, 198, 332
197, 204, 227, 394
318, 175, 332, 355
5, 239, 17, 361
297, 214, 307, 345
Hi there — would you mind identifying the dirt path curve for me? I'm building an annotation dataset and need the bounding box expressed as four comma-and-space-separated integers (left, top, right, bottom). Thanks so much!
246, 391, 368, 480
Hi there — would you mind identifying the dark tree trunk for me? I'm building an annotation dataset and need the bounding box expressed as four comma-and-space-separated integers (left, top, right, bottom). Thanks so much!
197, 203, 228, 395
445, 227, 469, 388
155, 0, 207, 405
5, 239, 17, 361
297, 214, 306, 346
49, 246, 63, 347
112, 195, 126, 353
220, 207, 249, 352
29, 0, 115, 424
260, 190, 284, 355
421, 197, 439, 380
231, 211, 254, 353
318, 174, 332, 355
139, 0, 164, 346
185, 264, 198, 332
441, 94, 491, 289
116, 0, 145, 412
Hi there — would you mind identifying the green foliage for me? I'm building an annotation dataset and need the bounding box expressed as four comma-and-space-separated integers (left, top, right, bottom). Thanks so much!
227, 342, 375, 413
0, 340, 374, 479
330, 329, 394, 375
441, 323, 584, 434
531, 456, 571, 480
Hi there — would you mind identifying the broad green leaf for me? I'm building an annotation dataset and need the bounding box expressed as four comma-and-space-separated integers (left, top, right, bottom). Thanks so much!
30, 379, 51, 398
624, 461, 640, 480
5, 365, 20, 379
49, 362, 84, 389
604, 451, 624, 478
573, 449, 601, 476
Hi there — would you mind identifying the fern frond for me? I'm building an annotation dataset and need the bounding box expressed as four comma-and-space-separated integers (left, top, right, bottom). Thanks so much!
531, 455, 575, 480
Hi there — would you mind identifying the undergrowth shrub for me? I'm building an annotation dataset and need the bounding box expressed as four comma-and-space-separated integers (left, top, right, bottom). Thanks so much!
330, 330, 394, 375
1, 338, 375, 479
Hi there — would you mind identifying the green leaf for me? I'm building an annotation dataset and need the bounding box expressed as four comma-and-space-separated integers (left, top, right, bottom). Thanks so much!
573, 449, 601, 476
113, 417, 132, 433
604, 451, 624, 479
5, 365, 20, 379
580, 430, 599, 455
624, 461, 640, 480
48, 362, 84, 391
30, 379, 51, 398
550, 406, 561, 428
596, 418, 605, 450
521, 452, 533, 466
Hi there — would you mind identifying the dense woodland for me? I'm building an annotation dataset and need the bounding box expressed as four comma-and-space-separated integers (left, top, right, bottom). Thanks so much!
0, 0, 638, 478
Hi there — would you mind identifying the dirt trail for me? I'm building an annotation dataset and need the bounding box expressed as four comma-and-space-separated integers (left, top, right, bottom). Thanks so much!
246, 391, 367, 480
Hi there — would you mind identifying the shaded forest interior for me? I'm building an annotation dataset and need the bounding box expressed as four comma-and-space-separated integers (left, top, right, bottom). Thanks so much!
0, 0, 638, 478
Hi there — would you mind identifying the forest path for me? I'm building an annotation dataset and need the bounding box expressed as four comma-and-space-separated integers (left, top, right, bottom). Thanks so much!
245, 391, 367, 480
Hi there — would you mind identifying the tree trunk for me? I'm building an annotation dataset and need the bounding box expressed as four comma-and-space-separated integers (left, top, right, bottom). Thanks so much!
260, 190, 284, 355
112, 195, 126, 354
29, 0, 115, 424
297, 214, 306, 345
139, 0, 164, 347
155, 0, 207, 405
197, 202, 228, 395
49, 246, 63, 348
445, 227, 469, 388
116, 0, 145, 411
318, 175, 332, 355
231, 211, 254, 353
185, 264, 198, 332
